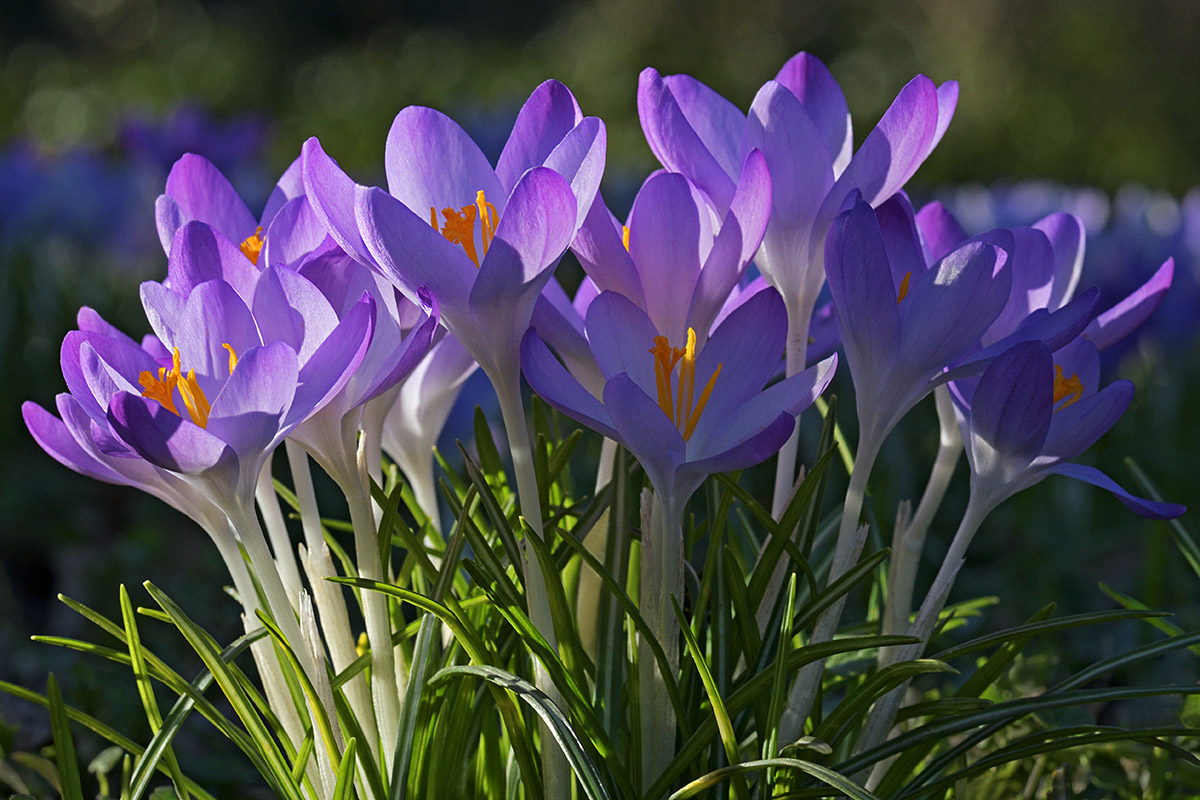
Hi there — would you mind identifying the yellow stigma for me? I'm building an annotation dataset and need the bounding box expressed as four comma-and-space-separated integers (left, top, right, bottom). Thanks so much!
648, 327, 722, 441
239, 227, 264, 265
430, 190, 498, 268
1052, 364, 1084, 412
897, 271, 912, 304
622, 225, 630, 252
137, 346, 235, 429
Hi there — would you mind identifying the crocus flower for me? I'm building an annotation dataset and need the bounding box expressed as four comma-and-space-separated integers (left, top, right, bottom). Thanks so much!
303, 79, 605, 388
522, 287, 836, 518
639, 53, 957, 362
961, 339, 1185, 519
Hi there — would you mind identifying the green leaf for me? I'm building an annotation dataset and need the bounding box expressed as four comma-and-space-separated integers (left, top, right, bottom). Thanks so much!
47, 673, 84, 800
430, 665, 612, 800
390, 615, 438, 800
332, 738, 357, 800
668, 757, 881, 800
474, 405, 505, 478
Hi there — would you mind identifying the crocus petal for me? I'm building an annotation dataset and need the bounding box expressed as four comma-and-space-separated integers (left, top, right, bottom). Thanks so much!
155, 195, 186, 255
638, 67, 737, 215
982, 227, 1055, 347
62, 332, 153, 422
969, 341, 1052, 469
359, 186, 475, 313
139, 281, 187, 353
207, 341, 299, 458
660, 72, 747, 179
774, 52, 852, 174
531, 286, 605, 396
875, 193, 927, 289
253, 265, 341, 363
825, 196, 901, 380
520, 329, 618, 440
603, 372, 686, 496
384, 106, 506, 218
166, 221, 258, 302
585, 291, 661, 391
1033, 212, 1084, 310
108, 390, 238, 482
543, 116, 606, 231
24, 398, 127, 485
175, 281, 262, 394
626, 171, 708, 341
285, 293, 376, 431
1044, 462, 1185, 519
823, 74, 940, 213
688, 149, 772, 337
680, 411, 795, 484
571, 194, 646, 307
260, 155, 305, 228
1052, 336, 1101, 402
163, 154, 258, 245
361, 288, 440, 405
496, 79, 583, 193
915, 201, 967, 263
929, 81, 960, 154
261, 196, 330, 269
1082, 258, 1173, 352
899, 240, 1010, 374
303, 136, 374, 265
77, 307, 137, 345
469, 167, 577, 354
1041, 380, 1132, 461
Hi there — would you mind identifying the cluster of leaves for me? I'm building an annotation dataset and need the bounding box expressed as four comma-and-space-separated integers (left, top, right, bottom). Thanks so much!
3, 400, 1199, 799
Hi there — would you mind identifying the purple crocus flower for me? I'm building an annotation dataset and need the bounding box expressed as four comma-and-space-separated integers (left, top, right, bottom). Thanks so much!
303, 79, 605, 388
522, 286, 836, 518
961, 339, 1184, 519
639, 54, 957, 361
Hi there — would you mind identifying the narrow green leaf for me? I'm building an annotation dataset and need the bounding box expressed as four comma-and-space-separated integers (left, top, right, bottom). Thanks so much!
430, 665, 612, 800
390, 615, 438, 800
474, 405, 505, 477
47, 673, 85, 800
932, 608, 1167, 661
332, 738, 357, 800
1126, 456, 1200, 579
763, 573, 798, 770
669, 757, 881, 800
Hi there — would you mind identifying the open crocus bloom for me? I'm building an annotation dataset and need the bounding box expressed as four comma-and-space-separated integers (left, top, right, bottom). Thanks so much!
101, 223, 375, 506
304, 79, 605, 385
639, 53, 957, 350
521, 286, 836, 510
960, 339, 1184, 519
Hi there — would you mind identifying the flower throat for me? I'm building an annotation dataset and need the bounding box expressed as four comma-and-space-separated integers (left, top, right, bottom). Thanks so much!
431, 190, 497, 267
139, 345, 238, 429
649, 328, 722, 441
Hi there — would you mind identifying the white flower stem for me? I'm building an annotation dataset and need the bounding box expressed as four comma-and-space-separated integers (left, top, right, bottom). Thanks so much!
859, 493, 991, 784
345, 437, 403, 775
284, 441, 382, 769
770, 298, 814, 520
578, 437, 618, 658
780, 432, 883, 743
882, 386, 962, 641
638, 490, 683, 794
255, 457, 304, 613
493, 369, 569, 800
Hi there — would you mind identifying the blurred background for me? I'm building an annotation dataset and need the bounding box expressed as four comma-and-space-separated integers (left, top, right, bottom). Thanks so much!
2, 0, 1197, 791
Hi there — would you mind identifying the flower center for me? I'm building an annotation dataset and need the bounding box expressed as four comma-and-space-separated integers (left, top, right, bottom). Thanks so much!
896, 271, 912, 304
138, 345, 238, 429
1052, 364, 1083, 412
622, 225, 630, 252
240, 227, 264, 265
430, 190, 498, 268
648, 327, 722, 441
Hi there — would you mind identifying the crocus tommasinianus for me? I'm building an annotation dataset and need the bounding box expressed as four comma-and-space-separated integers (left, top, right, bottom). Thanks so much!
571, 153, 770, 354
639, 53, 957, 364
960, 338, 1184, 519
109, 221, 375, 510
522, 286, 836, 523
303, 79, 604, 389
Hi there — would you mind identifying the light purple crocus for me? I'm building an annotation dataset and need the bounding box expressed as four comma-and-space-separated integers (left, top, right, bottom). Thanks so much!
571, 153, 770, 352
522, 286, 836, 519
961, 339, 1184, 519
639, 53, 957, 363
303, 79, 605, 388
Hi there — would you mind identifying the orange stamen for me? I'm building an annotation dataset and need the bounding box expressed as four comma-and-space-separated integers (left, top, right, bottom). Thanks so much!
1052, 364, 1084, 412
897, 271, 912, 304
622, 225, 630, 252
648, 327, 721, 441
239, 227, 264, 265
430, 190, 498, 269
138, 348, 214, 428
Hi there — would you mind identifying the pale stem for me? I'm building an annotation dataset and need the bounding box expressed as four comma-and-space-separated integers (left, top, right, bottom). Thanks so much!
492, 368, 569, 800
398, 448, 443, 536
770, 297, 815, 520
344, 437, 403, 774
860, 494, 991, 786
255, 457, 304, 613
285, 441, 383, 765
882, 386, 962, 640
780, 432, 884, 743
639, 490, 684, 794
578, 437, 619, 658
